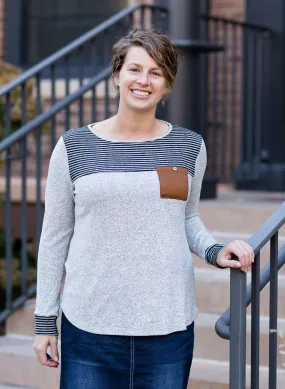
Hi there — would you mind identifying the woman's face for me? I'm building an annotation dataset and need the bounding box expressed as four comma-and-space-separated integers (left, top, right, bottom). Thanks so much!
114, 46, 168, 112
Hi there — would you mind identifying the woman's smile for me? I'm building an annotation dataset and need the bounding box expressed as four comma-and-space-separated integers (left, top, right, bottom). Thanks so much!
130, 89, 152, 98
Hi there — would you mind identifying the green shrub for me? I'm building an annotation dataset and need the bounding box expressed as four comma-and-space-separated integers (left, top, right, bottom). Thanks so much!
0, 236, 37, 311
0, 60, 50, 141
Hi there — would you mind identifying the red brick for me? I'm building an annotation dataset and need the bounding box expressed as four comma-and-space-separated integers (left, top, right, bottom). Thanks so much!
210, 0, 245, 20
205, 0, 244, 181
0, 0, 5, 60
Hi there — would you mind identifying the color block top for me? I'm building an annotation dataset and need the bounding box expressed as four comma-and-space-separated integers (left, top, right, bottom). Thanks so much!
34, 123, 224, 336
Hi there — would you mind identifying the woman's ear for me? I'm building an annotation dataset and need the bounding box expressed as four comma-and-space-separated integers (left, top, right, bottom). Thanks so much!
161, 86, 170, 104
114, 72, 120, 88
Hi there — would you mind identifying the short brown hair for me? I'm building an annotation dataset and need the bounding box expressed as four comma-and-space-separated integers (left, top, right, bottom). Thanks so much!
111, 28, 179, 91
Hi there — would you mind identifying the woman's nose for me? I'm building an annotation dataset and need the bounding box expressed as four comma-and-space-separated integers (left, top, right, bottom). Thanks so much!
137, 73, 150, 86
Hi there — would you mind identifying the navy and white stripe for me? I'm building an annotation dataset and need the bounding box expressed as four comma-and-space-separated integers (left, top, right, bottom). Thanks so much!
35, 315, 58, 335
205, 243, 225, 268
62, 125, 202, 183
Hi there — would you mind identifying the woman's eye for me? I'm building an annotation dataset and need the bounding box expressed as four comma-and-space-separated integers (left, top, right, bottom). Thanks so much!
130, 68, 139, 72
151, 72, 161, 77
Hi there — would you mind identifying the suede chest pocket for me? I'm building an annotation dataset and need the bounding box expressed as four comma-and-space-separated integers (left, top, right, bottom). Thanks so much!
156, 166, 188, 201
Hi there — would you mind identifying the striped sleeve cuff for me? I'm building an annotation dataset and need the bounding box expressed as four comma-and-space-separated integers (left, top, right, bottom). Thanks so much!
35, 315, 58, 335
205, 243, 225, 268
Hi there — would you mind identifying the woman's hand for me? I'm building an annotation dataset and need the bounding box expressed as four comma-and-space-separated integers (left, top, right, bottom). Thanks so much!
33, 335, 59, 368
216, 240, 254, 272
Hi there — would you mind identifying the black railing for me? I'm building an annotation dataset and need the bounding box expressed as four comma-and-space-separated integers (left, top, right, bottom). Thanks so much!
215, 201, 285, 389
0, 3, 168, 326
0, 3, 168, 142
200, 15, 272, 183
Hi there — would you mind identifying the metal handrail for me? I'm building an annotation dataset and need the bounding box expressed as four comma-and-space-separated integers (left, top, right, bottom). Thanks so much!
0, 3, 168, 98
215, 200, 285, 339
216, 245, 285, 340
0, 67, 111, 152
0, 284, 37, 323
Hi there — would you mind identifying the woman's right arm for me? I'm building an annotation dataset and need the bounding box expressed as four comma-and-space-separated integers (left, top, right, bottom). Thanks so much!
34, 135, 75, 336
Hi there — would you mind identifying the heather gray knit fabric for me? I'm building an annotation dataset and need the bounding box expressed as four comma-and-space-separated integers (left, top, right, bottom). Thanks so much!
34, 123, 224, 336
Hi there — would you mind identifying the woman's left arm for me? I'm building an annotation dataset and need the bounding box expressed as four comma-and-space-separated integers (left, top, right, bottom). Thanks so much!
185, 138, 254, 272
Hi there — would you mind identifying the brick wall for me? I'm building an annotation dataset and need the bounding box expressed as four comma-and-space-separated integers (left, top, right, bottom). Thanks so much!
206, 0, 245, 181
0, 0, 5, 60
210, 0, 244, 19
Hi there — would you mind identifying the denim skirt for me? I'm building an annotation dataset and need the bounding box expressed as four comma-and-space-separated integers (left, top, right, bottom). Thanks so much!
60, 311, 194, 389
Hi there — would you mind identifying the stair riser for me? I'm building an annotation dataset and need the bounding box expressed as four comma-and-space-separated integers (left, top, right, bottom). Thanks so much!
6, 302, 62, 338
195, 276, 285, 317
187, 382, 230, 389
199, 203, 285, 236
0, 353, 59, 389
0, 384, 38, 389
194, 325, 285, 369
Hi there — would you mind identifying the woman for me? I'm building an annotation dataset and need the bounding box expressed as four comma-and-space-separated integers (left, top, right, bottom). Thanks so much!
33, 28, 254, 389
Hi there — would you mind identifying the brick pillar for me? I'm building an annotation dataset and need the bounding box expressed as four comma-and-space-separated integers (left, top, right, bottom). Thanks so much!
205, 0, 245, 182
0, 0, 5, 60
128, 0, 157, 29
210, 0, 244, 19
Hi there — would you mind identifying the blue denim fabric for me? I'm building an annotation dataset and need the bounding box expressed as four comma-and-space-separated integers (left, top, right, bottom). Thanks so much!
60, 311, 194, 389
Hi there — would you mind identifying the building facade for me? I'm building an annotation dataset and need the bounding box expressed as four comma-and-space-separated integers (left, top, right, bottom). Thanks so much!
0, 0, 244, 67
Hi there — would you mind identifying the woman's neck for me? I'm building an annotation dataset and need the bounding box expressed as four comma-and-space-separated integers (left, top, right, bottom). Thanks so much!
112, 106, 159, 138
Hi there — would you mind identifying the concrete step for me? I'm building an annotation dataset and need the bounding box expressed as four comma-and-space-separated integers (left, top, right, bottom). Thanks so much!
5, 299, 62, 338
0, 334, 284, 389
194, 312, 285, 369
188, 380, 229, 389
189, 358, 285, 389
5, 299, 35, 337
0, 335, 59, 389
195, 267, 285, 317
0, 384, 38, 389
199, 189, 285, 235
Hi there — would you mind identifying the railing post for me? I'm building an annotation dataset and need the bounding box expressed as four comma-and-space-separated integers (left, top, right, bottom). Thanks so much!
230, 268, 247, 389
269, 232, 278, 389
251, 253, 260, 389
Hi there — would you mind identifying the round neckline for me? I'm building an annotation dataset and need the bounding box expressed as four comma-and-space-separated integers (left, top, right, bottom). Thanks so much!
86, 120, 173, 143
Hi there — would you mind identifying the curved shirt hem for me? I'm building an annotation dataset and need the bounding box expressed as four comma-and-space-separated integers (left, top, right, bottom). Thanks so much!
60, 306, 200, 336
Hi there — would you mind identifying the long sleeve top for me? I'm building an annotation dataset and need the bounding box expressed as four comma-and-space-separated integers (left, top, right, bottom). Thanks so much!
34, 123, 224, 336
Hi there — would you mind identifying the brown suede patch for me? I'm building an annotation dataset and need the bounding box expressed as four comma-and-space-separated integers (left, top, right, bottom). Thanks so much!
156, 166, 188, 201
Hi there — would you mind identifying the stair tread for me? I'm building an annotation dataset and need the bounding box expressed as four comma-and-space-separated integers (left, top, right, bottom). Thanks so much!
0, 384, 38, 389
194, 266, 285, 283
196, 311, 285, 330
0, 335, 35, 356
191, 358, 285, 388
